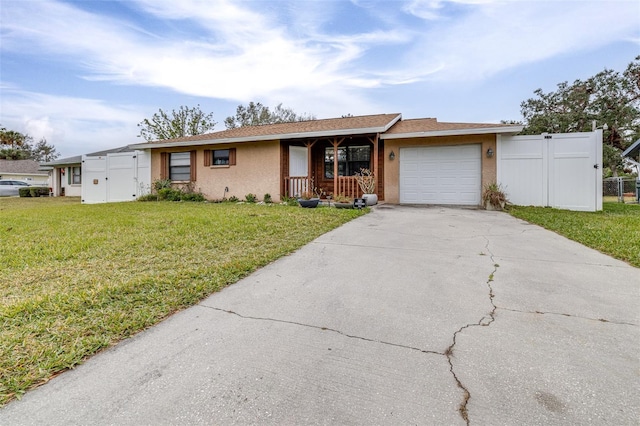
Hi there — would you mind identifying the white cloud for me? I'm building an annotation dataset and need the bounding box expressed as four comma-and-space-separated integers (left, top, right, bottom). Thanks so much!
1, 0, 638, 152
405, 0, 640, 80
0, 86, 141, 157
1, 0, 406, 105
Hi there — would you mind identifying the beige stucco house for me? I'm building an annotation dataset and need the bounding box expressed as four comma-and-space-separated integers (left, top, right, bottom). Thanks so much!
0, 159, 49, 186
128, 113, 523, 206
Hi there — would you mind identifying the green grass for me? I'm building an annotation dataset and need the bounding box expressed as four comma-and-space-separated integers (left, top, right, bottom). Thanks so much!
0, 197, 366, 404
509, 202, 640, 268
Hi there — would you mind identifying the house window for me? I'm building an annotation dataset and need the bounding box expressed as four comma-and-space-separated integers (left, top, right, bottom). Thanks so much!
324, 145, 370, 178
169, 152, 191, 181
213, 149, 230, 165
71, 166, 81, 184
204, 148, 236, 167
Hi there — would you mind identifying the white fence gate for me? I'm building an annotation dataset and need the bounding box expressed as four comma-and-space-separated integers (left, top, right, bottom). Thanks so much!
497, 131, 603, 211
81, 151, 151, 204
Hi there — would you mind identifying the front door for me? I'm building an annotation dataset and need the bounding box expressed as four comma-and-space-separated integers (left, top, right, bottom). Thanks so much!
289, 146, 308, 196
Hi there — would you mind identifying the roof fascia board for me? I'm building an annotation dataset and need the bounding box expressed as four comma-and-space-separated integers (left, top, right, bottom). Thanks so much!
380, 126, 524, 140
622, 139, 640, 157
129, 123, 398, 150
382, 114, 402, 131
0, 172, 49, 176
41, 161, 81, 167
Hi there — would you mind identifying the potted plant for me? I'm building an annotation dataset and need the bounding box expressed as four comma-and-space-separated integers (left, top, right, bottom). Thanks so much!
333, 193, 353, 209
298, 190, 320, 208
356, 168, 377, 205
482, 182, 508, 211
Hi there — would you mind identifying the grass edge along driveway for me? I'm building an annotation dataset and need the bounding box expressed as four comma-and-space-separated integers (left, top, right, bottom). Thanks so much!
509, 202, 640, 268
0, 198, 366, 405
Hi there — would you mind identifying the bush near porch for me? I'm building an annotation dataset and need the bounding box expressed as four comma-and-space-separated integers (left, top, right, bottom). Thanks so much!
0, 198, 366, 405
509, 203, 640, 268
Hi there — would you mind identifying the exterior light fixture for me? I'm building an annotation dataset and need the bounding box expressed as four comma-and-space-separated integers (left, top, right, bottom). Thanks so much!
486, 148, 494, 158
389, 150, 396, 160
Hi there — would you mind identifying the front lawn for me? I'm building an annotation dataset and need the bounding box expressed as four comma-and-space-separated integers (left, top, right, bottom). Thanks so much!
509, 202, 640, 268
0, 198, 366, 404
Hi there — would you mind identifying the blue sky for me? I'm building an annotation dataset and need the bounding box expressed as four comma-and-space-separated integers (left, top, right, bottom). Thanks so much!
1, 0, 638, 157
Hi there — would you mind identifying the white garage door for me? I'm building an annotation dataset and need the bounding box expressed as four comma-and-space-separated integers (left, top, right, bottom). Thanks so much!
400, 145, 482, 205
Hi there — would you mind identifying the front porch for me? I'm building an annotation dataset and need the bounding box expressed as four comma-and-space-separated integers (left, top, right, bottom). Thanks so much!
281, 134, 385, 200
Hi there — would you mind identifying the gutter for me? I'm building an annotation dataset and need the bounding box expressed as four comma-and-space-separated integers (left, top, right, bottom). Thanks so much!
379, 126, 524, 140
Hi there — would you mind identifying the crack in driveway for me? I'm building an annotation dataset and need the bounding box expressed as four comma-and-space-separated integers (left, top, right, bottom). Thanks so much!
445, 236, 499, 425
201, 305, 445, 357
496, 306, 638, 327
202, 238, 504, 425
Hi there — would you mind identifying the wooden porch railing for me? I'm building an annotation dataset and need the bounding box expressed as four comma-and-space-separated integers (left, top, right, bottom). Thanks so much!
284, 176, 362, 199
284, 176, 310, 198
336, 176, 361, 198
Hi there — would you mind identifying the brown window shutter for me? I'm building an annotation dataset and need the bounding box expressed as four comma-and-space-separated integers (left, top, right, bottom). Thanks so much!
190, 150, 197, 182
160, 152, 168, 179
203, 150, 211, 167
229, 148, 236, 166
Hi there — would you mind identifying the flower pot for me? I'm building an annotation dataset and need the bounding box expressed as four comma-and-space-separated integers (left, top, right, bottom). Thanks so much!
362, 194, 378, 206
485, 200, 505, 211
334, 202, 353, 209
298, 198, 320, 208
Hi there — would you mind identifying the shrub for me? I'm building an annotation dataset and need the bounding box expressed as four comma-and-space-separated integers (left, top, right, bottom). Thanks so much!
153, 179, 172, 191
228, 196, 239, 202
482, 183, 508, 210
245, 193, 257, 203
19, 188, 31, 197
333, 193, 352, 203
157, 187, 182, 201
263, 193, 272, 204
137, 193, 159, 202
29, 187, 49, 197
280, 196, 298, 206
181, 192, 205, 202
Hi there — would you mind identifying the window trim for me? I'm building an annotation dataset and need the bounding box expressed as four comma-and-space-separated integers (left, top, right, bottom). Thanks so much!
204, 148, 236, 167
161, 151, 197, 182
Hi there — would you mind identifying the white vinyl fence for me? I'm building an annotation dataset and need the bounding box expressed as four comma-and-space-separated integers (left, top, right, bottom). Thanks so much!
497, 131, 603, 212
81, 151, 151, 204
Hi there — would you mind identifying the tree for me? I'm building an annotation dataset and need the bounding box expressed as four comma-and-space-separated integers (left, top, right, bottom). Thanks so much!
137, 105, 217, 141
0, 126, 60, 161
30, 138, 59, 162
0, 126, 29, 149
224, 102, 316, 129
0, 126, 34, 160
519, 56, 640, 176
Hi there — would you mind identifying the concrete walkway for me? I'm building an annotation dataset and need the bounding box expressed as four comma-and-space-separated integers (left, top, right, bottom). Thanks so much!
1, 206, 638, 425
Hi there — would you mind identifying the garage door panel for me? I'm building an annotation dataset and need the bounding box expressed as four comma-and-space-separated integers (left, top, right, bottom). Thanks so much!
420, 177, 437, 185
400, 145, 481, 205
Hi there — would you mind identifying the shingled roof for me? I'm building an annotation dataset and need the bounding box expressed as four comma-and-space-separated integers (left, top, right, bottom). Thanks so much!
41, 146, 134, 167
0, 159, 48, 175
129, 113, 402, 149
380, 118, 523, 139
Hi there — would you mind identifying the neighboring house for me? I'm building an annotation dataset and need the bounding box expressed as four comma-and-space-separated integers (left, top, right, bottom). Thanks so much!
0, 159, 49, 186
42, 146, 136, 197
622, 139, 640, 174
128, 113, 523, 206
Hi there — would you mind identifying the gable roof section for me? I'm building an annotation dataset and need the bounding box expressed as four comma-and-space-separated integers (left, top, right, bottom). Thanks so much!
41, 146, 134, 167
129, 113, 402, 149
380, 118, 523, 139
0, 159, 48, 175
622, 139, 640, 159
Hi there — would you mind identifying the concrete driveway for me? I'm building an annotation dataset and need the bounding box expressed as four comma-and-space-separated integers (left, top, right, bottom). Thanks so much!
1, 206, 638, 425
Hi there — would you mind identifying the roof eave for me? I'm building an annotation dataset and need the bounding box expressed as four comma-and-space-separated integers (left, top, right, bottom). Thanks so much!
380, 125, 524, 140
622, 139, 640, 158
128, 119, 402, 150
